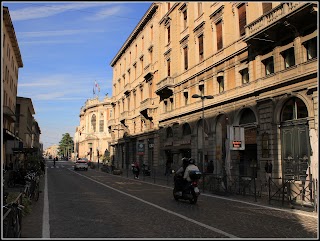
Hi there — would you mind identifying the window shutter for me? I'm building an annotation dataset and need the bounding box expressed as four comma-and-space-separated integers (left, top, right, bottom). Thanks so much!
216, 21, 223, 50
262, 3, 272, 14
199, 35, 203, 55
184, 47, 188, 70
238, 4, 246, 36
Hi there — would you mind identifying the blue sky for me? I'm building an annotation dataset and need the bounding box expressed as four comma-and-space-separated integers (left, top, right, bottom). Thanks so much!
3, 1, 152, 150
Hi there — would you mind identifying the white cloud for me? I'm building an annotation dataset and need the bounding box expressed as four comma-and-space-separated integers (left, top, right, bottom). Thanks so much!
9, 2, 122, 21
85, 6, 122, 21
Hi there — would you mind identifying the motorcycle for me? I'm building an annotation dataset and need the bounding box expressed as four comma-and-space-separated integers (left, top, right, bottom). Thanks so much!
173, 170, 202, 204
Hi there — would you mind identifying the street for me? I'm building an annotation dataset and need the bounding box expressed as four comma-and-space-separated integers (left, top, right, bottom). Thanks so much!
22, 159, 318, 239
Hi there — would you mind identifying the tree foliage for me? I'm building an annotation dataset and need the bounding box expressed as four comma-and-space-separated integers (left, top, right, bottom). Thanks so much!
58, 133, 74, 157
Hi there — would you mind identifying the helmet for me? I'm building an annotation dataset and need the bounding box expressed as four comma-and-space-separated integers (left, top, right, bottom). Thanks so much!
182, 157, 189, 166
188, 158, 195, 165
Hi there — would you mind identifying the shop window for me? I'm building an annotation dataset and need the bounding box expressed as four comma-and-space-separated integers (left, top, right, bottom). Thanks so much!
281, 97, 308, 121
263, 57, 274, 75
281, 48, 295, 68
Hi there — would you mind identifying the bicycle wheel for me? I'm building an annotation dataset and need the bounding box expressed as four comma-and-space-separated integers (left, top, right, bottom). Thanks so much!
13, 209, 21, 237
32, 183, 40, 202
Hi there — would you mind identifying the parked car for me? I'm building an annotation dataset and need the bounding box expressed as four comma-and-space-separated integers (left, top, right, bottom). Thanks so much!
74, 158, 88, 171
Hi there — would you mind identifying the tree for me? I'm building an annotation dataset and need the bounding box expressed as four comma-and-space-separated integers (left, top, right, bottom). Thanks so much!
58, 133, 74, 157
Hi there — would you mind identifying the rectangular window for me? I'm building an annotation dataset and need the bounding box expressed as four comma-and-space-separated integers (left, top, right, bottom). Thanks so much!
199, 34, 204, 61
199, 84, 204, 96
170, 98, 174, 111
168, 3, 171, 11
150, 25, 153, 41
216, 21, 223, 50
183, 9, 187, 29
282, 48, 295, 68
262, 3, 272, 14
240, 68, 249, 84
184, 92, 188, 106
263, 57, 274, 75
164, 100, 168, 112
167, 59, 171, 76
305, 38, 317, 60
184, 46, 188, 70
217, 76, 224, 93
167, 26, 171, 43
238, 3, 246, 37
99, 120, 104, 132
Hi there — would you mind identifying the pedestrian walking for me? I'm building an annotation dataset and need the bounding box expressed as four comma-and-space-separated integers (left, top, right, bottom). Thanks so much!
265, 160, 272, 186
132, 161, 140, 179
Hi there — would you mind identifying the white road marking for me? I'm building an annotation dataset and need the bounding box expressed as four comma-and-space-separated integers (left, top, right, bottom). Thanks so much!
69, 169, 238, 238
42, 169, 50, 238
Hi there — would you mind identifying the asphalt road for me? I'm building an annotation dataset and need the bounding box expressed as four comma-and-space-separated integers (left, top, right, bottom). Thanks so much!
21, 159, 318, 239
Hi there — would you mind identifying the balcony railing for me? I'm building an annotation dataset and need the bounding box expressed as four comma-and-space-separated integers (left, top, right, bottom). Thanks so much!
120, 111, 129, 121
123, 83, 131, 94
156, 76, 174, 92
245, 2, 304, 38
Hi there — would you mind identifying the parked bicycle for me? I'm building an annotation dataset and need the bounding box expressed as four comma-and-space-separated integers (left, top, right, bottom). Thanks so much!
24, 170, 40, 202
3, 198, 24, 237
7, 168, 27, 188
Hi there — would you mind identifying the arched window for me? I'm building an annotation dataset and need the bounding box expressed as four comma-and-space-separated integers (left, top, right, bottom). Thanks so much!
281, 97, 308, 121
99, 113, 104, 132
91, 114, 96, 132
166, 127, 173, 138
182, 123, 191, 136
239, 108, 256, 125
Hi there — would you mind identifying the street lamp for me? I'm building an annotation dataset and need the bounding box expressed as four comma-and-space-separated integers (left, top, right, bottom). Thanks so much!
192, 93, 214, 192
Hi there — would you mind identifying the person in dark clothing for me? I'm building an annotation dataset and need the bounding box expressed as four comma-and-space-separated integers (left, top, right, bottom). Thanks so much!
206, 160, 214, 173
265, 160, 272, 185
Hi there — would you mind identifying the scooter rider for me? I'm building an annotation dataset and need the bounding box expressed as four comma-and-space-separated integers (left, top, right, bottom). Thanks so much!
183, 158, 200, 182
174, 157, 190, 194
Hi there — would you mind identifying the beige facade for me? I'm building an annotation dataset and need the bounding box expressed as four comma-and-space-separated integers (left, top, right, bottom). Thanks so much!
44, 145, 59, 158
75, 96, 113, 164
108, 1, 318, 194
2, 6, 24, 168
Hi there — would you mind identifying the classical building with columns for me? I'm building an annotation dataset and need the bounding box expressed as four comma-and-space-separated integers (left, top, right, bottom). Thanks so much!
107, 2, 317, 198
75, 96, 113, 163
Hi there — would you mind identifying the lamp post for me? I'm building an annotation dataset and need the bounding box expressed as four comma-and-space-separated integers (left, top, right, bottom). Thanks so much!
192, 93, 214, 192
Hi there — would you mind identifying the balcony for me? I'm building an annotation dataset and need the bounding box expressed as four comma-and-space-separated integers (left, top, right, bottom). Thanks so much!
123, 83, 131, 95
244, 3, 316, 50
107, 119, 116, 128
155, 76, 174, 100
140, 98, 157, 120
119, 111, 129, 122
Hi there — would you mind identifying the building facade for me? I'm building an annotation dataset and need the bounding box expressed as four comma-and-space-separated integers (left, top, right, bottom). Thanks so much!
75, 96, 113, 164
2, 6, 24, 168
108, 2, 318, 196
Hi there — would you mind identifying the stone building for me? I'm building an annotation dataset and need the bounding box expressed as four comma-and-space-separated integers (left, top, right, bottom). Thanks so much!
75, 96, 113, 164
2, 6, 23, 168
108, 2, 318, 197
